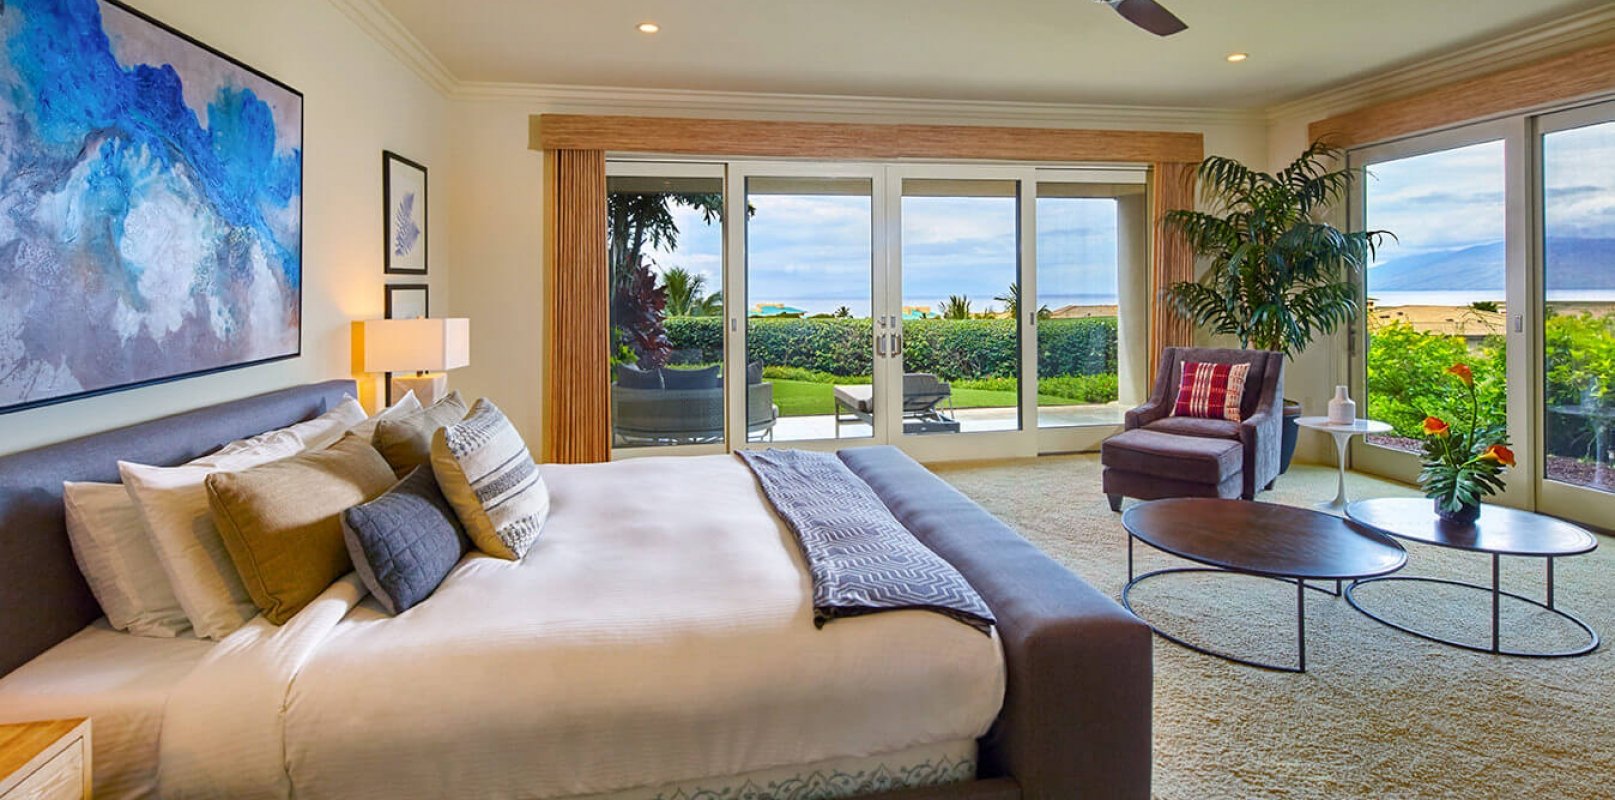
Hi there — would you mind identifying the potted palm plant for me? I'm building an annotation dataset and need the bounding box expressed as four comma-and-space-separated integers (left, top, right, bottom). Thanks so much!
1163, 140, 1390, 472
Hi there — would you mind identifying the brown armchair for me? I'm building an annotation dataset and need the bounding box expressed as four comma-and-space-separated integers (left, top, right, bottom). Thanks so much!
1107, 347, 1285, 504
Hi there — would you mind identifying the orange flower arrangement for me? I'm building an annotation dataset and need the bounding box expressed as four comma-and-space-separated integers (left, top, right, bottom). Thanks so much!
1419, 363, 1511, 523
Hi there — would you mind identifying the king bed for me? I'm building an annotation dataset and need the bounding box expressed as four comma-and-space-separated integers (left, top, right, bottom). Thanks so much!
0, 381, 1151, 799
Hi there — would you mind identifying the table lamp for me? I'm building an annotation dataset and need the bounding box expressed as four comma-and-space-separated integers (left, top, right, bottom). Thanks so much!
363, 318, 470, 405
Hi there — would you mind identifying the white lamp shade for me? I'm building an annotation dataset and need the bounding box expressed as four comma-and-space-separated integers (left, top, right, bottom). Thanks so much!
363, 318, 470, 373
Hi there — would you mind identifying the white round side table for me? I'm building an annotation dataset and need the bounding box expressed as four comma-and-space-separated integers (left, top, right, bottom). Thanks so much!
1295, 416, 1393, 510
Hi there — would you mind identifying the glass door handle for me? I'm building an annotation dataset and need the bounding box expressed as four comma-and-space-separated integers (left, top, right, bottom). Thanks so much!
876, 333, 889, 357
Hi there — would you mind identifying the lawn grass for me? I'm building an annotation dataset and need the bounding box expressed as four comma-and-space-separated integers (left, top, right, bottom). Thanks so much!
767, 379, 1079, 418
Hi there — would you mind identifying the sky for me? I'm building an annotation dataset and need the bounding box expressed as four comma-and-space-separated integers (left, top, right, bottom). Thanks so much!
643, 191, 1121, 316
631, 119, 1615, 315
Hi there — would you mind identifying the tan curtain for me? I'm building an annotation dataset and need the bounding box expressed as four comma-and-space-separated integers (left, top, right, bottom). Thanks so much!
1149, 161, 1197, 380
541, 149, 610, 463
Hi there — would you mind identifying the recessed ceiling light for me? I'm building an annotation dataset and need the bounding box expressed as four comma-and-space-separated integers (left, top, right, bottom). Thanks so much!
1226, 52, 1249, 63
637, 22, 660, 34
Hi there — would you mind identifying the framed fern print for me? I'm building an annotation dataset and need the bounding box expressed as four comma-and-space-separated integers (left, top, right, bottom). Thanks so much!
383, 151, 428, 275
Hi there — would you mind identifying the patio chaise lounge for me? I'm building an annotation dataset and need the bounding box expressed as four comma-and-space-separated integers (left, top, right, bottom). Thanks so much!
833, 373, 961, 437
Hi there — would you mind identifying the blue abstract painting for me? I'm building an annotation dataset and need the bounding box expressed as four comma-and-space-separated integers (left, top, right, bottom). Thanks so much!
0, 0, 302, 412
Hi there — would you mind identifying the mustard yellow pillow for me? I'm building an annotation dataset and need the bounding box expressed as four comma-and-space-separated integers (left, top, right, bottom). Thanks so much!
372, 392, 468, 476
205, 433, 398, 624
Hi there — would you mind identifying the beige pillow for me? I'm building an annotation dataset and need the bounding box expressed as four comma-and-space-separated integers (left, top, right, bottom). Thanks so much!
120, 430, 306, 640
373, 391, 467, 476
431, 398, 549, 560
63, 481, 190, 637
205, 433, 398, 625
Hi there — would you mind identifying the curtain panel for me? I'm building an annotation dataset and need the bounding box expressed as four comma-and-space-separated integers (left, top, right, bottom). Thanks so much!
1148, 161, 1197, 380
541, 149, 610, 463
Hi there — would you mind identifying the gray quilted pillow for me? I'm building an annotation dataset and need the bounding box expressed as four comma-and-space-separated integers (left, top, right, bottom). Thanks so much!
341, 467, 469, 614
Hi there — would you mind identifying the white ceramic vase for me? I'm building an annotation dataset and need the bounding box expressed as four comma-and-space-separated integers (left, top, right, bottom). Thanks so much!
1327, 385, 1356, 425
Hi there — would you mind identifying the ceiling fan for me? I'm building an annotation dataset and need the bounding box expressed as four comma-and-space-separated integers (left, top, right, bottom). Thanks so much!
1096, 0, 1189, 37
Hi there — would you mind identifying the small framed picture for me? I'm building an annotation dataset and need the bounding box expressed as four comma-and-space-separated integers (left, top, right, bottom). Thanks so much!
383, 151, 428, 275
385, 283, 429, 320
384, 284, 429, 404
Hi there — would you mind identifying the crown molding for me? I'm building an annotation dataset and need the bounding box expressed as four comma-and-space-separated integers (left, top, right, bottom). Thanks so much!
1265, 4, 1615, 123
328, 0, 458, 95
455, 81, 1265, 129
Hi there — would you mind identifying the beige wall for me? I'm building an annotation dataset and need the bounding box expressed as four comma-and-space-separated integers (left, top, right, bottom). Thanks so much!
441, 95, 1271, 456
0, 0, 452, 456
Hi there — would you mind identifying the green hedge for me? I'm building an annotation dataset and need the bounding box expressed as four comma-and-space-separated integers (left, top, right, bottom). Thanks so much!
664, 316, 1117, 381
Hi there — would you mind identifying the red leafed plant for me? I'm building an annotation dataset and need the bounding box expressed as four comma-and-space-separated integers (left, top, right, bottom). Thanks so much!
611, 260, 672, 368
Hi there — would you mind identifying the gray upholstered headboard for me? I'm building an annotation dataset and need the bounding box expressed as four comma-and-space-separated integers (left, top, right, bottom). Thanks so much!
0, 380, 356, 677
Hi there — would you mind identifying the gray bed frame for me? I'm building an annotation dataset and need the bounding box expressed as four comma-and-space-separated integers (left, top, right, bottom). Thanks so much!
0, 381, 1152, 800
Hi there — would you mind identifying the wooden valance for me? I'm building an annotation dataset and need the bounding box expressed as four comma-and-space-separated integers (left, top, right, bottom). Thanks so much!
1311, 39, 1615, 149
531, 114, 1204, 164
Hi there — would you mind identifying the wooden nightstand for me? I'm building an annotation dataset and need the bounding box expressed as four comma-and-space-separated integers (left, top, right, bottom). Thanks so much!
0, 719, 91, 799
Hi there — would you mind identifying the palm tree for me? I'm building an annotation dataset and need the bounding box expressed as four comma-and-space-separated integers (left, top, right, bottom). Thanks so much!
1162, 140, 1390, 358
659, 266, 722, 317
995, 282, 1052, 320
607, 192, 722, 290
940, 295, 973, 320
833, 306, 852, 318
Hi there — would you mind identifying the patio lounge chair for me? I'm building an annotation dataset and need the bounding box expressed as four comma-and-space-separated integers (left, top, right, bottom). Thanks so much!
833, 373, 961, 437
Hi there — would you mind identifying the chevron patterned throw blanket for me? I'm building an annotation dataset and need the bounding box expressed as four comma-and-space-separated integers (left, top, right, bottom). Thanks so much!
738, 449, 995, 635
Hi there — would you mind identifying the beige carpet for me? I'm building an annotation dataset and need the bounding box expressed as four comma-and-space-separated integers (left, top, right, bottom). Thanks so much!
931, 456, 1614, 800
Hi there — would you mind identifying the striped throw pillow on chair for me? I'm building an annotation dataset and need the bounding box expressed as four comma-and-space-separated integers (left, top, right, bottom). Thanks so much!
1171, 361, 1250, 422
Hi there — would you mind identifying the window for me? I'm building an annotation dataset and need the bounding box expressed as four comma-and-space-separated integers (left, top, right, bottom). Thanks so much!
1360, 139, 1508, 454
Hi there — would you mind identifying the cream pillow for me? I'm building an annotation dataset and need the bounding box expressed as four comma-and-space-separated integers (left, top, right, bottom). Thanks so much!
119, 430, 305, 640
63, 481, 191, 637
431, 399, 548, 560
351, 390, 421, 442
283, 397, 368, 450
374, 392, 467, 477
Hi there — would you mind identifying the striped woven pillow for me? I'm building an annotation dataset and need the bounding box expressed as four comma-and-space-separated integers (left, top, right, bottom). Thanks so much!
1171, 361, 1250, 422
430, 399, 549, 559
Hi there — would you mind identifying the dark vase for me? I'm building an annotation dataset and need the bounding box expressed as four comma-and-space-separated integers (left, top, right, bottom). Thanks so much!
1279, 399, 1303, 474
1434, 497, 1481, 525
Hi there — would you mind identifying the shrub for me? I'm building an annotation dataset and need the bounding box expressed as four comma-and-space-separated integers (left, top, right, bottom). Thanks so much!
1365, 321, 1505, 440
663, 315, 1118, 381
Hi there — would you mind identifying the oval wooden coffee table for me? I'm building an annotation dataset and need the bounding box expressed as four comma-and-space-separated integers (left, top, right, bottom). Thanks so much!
1344, 498, 1600, 658
1121, 498, 1407, 673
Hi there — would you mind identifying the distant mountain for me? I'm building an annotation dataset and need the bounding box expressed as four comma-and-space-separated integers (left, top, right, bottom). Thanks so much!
1367, 237, 1615, 291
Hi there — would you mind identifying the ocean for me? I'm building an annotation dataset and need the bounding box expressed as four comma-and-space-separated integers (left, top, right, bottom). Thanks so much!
746, 293, 1122, 317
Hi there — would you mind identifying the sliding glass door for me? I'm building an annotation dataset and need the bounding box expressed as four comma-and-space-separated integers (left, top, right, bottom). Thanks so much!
605, 162, 728, 455
731, 168, 882, 448
1348, 98, 1615, 528
1537, 101, 1615, 523
888, 168, 1036, 460
608, 158, 1151, 462
1033, 172, 1151, 452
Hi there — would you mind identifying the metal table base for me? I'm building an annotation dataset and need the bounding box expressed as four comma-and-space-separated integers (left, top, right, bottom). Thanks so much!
1344, 554, 1600, 659
1121, 534, 1345, 673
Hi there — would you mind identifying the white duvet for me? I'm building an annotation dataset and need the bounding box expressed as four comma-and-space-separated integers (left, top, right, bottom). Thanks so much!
159, 454, 1006, 800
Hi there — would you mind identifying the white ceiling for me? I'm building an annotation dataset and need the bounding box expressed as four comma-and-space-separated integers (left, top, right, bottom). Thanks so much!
375, 0, 1609, 108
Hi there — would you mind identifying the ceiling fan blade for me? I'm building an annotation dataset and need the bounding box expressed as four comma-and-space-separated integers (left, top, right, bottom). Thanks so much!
1111, 0, 1188, 36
